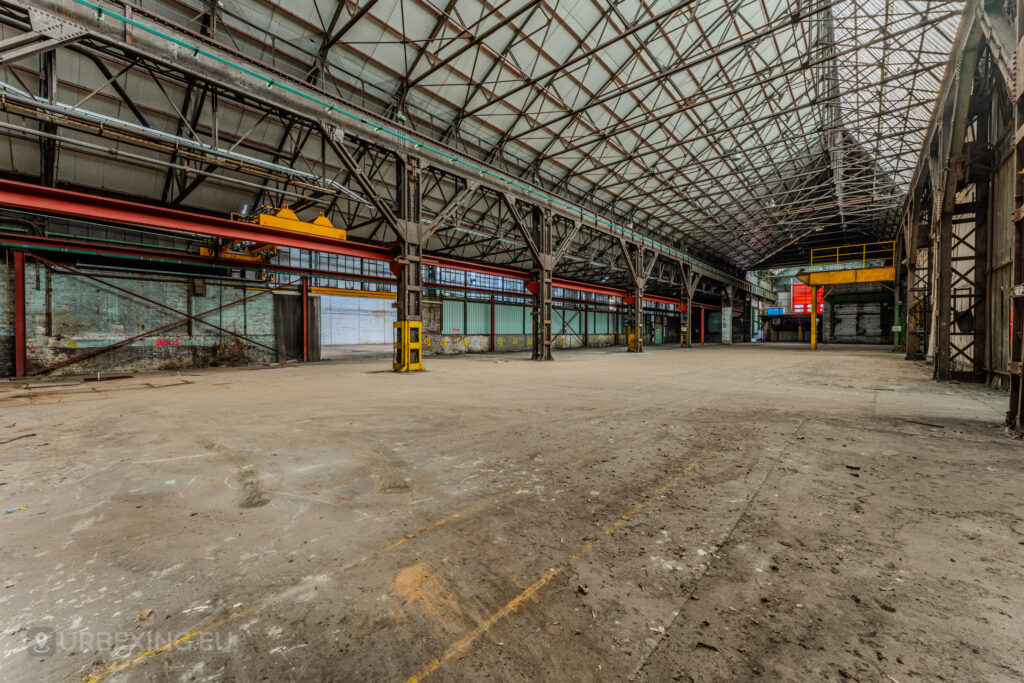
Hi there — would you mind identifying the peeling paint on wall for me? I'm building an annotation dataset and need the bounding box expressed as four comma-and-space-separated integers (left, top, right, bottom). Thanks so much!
8, 262, 277, 376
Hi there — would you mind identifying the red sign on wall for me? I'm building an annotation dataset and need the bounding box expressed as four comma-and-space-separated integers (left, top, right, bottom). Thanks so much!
791, 283, 823, 314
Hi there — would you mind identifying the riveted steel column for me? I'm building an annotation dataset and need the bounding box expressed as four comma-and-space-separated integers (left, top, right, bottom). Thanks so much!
681, 268, 702, 348
810, 285, 819, 351
393, 155, 424, 372
530, 208, 554, 361
301, 277, 310, 362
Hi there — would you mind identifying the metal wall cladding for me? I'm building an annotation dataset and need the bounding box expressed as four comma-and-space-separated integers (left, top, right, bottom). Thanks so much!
494, 304, 527, 335
442, 299, 466, 334
439, 302, 627, 337
466, 301, 491, 335
555, 309, 585, 335
443, 299, 509, 334
590, 312, 612, 334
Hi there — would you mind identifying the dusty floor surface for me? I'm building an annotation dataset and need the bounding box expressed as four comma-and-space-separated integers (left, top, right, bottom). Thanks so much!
320, 344, 392, 361
0, 344, 1022, 682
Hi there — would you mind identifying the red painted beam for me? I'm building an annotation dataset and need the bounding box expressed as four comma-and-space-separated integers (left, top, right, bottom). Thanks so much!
644, 294, 680, 306
0, 180, 707, 308
0, 233, 635, 306
0, 233, 388, 280
0, 179, 389, 261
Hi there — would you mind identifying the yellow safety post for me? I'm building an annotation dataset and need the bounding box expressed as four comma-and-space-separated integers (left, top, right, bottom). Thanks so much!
393, 321, 424, 372
810, 285, 818, 350
798, 324, 803, 342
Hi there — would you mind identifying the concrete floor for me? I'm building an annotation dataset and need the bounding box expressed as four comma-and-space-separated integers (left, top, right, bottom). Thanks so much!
320, 343, 393, 361
1, 345, 1022, 682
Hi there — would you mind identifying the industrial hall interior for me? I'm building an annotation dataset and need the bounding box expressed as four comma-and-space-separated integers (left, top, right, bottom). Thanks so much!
2, 0, 1024, 680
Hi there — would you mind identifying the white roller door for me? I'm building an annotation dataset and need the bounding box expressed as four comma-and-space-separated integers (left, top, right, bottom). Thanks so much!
321, 296, 396, 345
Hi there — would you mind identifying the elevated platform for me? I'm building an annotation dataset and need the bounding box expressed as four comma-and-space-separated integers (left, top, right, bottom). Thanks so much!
796, 265, 895, 286
797, 241, 896, 287
792, 241, 896, 350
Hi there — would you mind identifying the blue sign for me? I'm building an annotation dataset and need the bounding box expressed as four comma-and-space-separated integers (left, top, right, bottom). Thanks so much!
765, 307, 785, 315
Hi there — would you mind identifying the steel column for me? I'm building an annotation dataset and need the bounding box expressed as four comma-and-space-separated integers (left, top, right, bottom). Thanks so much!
301, 277, 310, 363
683, 298, 692, 347
529, 208, 554, 361
934, 34, 981, 380
627, 285, 644, 352
502, 194, 554, 360
810, 285, 819, 350
681, 269, 702, 348
39, 48, 57, 186
1010, 0, 1024, 428
393, 155, 425, 372
619, 241, 652, 353
935, 208, 953, 380
489, 295, 496, 351
721, 284, 735, 345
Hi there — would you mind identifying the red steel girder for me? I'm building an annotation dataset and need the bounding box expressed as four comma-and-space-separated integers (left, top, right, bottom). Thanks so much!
0, 179, 388, 261
0, 179, 702, 305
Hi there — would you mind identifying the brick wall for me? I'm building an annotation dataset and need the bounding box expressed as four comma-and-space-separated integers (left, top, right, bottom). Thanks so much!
0, 262, 12, 377
5, 261, 277, 377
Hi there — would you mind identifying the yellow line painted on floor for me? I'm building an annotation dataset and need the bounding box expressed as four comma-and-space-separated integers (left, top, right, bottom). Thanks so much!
81, 456, 590, 682
404, 444, 722, 683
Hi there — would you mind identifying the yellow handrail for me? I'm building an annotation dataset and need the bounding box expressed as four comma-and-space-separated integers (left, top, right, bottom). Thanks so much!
810, 240, 895, 272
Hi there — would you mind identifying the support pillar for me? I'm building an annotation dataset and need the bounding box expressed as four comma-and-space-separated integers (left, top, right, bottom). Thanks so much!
906, 229, 931, 361
489, 295, 496, 352
502, 196, 555, 360
721, 285, 735, 345
1012, 2, 1024, 425
619, 240, 655, 353
935, 205, 953, 381
13, 250, 26, 377
301, 277, 310, 362
526, 208, 554, 360
680, 268, 702, 348
683, 301, 692, 347
392, 156, 424, 372
810, 285, 818, 351
932, 38, 979, 380
626, 285, 644, 352
700, 307, 705, 346
39, 50, 57, 187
